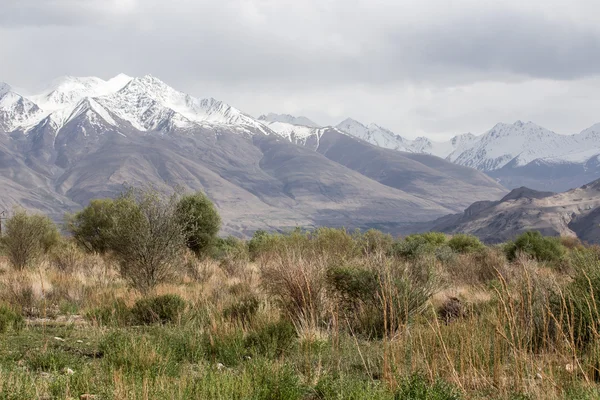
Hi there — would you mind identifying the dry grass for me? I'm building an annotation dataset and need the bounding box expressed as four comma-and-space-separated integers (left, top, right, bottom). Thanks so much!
1, 234, 600, 399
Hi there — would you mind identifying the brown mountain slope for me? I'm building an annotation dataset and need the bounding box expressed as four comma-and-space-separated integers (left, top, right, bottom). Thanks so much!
433, 179, 600, 244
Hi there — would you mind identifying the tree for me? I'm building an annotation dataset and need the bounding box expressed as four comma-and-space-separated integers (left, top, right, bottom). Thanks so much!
107, 188, 188, 294
1, 210, 60, 270
65, 198, 116, 253
175, 192, 221, 257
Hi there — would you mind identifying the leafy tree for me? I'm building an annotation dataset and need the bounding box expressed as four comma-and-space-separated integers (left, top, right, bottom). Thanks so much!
176, 192, 221, 257
1, 210, 60, 270
65, 198, 116, 253
107, 188, 188, 293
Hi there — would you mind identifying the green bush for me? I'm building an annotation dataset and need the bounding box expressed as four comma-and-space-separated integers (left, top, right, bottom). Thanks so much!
0, 210, 60, 270
326, 261, 439, 338
393, 233, 448, 259
223, 294, 260, 326
65, 198, 116, 253
447, 234, 485, 254
505, 231, 566, 263
176, 192, 221, 258
395, 373, 462, 400
357, 229, 394, 256
326, 266, 379, 309
131, 294, 186, 325
244, 320, 297, 357
0, 304, 24, 333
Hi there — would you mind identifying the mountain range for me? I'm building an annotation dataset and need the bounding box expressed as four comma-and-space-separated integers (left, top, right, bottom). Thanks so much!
262, 116, 600, 193
0, 74, 506, 235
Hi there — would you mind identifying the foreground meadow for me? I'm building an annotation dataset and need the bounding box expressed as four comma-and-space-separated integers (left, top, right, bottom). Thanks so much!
1, 226, 600, 399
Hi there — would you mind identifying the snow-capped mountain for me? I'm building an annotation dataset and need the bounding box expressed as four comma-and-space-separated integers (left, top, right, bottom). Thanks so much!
2, 74, 273, 137
0, 84, 42, 132
258, 113, 319, 128
334, 118, 476, 159
335, 118, 415, 153
450, 121, 591, 171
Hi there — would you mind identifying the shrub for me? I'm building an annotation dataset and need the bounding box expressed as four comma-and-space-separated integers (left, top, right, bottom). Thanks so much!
327, 258, 440, 338
244, 320, 297, 357
131, 294, 186, 325
505, 231, 566, 263
326, 266, 379, 309
65, 198, 116, 253
176, 192, 221, 258
447, 234, 485, 254
260, 255, 326, 325
0, 210, 59, 270
217, 236, 249, 277
107, 188, 188, 293
356, 229, 394, 256
0, 304, 24, 333
223, 294, 260, 326
393, 233, 447, 259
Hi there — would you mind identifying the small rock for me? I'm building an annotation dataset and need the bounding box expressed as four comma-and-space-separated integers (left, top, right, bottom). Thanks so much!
63, 367, 75, 375
565, 363, 575, 373
54, 336, 65, 342
216, 363, 225, 371
76, 340, 83, 344
535, 372, 543, 381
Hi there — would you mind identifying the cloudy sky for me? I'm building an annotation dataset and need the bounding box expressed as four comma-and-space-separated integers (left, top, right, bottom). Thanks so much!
2, 0, 600, 140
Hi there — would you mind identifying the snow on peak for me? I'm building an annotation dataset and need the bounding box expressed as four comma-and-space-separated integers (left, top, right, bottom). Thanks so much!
336, 119, 415, 152
0, 83, 11, 97
96, 76, 269, 134
0, 87, 42, 131
258, 113, 320, 128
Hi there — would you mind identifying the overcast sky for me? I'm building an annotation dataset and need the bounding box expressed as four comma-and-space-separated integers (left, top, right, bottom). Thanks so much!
2, 0, 600, 140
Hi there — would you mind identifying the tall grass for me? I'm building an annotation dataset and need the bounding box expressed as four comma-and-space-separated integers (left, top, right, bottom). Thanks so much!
0, 229, 599, 399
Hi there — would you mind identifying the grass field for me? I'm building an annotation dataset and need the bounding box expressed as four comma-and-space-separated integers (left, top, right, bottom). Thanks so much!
1, 229, 600, 399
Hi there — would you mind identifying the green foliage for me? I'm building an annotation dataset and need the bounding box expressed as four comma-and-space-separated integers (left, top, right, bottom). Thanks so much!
176, 192, 221, 258
326, 266, 379, 308
131, 294, 186, 325
326, 261, 439, 338
0, 210, 59, 270
65, 198, 116, 253
26, 349, 82, 372
357, 229, 395, 256
86, 299, 133, 327
223, 294, 260, 326
395, 373, 462, 400
447, 234, 485, 254
505, 231, 566, 263
0, 304, 23, 333
393, 232, 448, 260
244, 320, 297, 358
107, 188, 188, 293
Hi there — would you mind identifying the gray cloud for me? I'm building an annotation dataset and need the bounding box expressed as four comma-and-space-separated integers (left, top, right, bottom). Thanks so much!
2, 0, 600, 138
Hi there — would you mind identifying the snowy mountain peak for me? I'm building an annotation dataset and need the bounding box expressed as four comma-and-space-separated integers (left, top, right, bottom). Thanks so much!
0, 87, 42, 132
0, 83, 11, 97
258, 113, 320, 128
